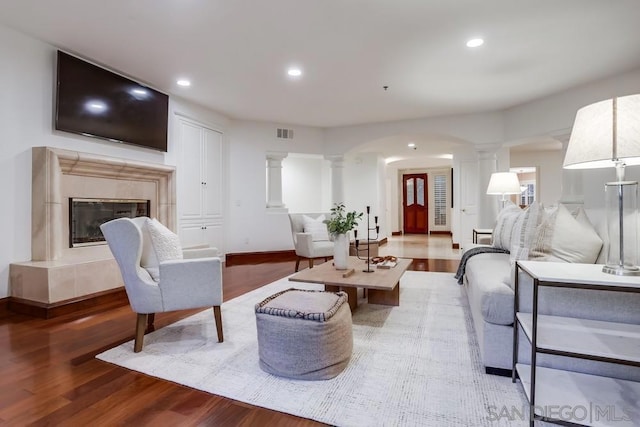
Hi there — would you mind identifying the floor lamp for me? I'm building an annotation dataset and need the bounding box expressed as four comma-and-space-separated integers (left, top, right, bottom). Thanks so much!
486, 172, 521, 209
564, 94, 640, 276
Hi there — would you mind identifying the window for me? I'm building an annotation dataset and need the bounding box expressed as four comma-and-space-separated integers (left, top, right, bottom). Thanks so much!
433, 174, 447, 226
520, 183, 535, 206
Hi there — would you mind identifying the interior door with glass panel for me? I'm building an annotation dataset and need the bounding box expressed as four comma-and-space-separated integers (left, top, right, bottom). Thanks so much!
403, 173, 428, 234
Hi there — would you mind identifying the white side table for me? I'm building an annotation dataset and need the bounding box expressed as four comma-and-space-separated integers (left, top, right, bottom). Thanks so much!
513, 261, 640, 426
472, 228, 492, 244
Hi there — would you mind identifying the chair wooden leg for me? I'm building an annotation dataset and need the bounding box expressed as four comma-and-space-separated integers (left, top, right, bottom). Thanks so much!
308, 258, 314, 269
295, 257, 301, 272
213, 306, 224, 343
134, 313, 147, 353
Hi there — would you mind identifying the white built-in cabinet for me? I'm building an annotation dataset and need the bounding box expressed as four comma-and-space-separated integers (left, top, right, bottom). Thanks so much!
177, 117, 224, 254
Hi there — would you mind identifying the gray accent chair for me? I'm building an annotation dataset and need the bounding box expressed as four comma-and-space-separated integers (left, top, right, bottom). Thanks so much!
288, 213, 334, 272
100, 217, 223, 352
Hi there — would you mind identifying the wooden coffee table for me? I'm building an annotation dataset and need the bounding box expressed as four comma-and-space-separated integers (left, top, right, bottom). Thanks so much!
289, 256, 413, 311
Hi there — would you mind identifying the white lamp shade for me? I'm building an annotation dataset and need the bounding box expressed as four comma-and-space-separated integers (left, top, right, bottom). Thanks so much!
564, 94, 640, 169
486, 172, 521, 195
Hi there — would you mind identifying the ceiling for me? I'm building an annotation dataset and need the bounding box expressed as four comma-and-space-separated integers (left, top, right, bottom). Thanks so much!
2, 0, 640, 131
2, 1, 639, 171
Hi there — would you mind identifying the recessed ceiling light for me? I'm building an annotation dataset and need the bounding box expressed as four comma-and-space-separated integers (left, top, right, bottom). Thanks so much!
466, 38, 484, 48
287, 67, 302, 77
408, 143, 416, 148
177, 79, 191, 87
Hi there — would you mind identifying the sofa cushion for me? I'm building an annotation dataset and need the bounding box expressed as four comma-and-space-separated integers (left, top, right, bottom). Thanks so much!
530, 204, 603, 263
302, 214, 330, 242
464, 252, 514, 325
492, 202, 522, 250
509, 201, 545, 263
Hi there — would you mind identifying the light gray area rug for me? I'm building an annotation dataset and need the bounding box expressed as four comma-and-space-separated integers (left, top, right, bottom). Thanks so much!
97, 271, 529, 426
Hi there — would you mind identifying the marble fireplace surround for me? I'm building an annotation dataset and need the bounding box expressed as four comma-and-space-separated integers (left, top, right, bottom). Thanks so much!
10, 146, 176, 308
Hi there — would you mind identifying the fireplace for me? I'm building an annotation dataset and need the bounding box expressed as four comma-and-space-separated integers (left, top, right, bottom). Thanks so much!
9, 146, 176, 311
69, 198, 150, 247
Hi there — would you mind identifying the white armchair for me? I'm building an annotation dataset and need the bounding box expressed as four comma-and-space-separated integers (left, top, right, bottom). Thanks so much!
288, 213, 334, 272
100, 217, 223, 352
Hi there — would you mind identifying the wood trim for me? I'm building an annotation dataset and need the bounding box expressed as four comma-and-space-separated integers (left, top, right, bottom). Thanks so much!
391, 231, 402, 236
0, 297, 9, 317
429, 231, 451, 235
452, 243, 460, 249
8, 288, 128, 319
225, 250, 297, 266
227, 240, 388, 266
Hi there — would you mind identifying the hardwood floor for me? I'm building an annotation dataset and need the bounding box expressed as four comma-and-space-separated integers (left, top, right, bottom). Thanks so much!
0, 257, 458, 426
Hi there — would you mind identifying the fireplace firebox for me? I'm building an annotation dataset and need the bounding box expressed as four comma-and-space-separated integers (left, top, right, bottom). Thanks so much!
69, 198, 150, 247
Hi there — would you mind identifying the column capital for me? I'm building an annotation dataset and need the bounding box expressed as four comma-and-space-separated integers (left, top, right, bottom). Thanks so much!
324, 154, 345, 168
266, 151, 288, 160
474, 143, 502, 159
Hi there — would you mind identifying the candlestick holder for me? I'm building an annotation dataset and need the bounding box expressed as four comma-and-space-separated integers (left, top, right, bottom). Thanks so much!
354, 206, 379, 273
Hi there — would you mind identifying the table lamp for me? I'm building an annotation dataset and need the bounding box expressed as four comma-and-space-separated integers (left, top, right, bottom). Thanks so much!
564, 94, 640, 276
486, 172, 521, 208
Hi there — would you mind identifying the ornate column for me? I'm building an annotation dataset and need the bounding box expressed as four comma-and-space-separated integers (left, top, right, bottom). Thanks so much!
325, 154, 345, 206
266, 151, 288, 209
477, 146, 499, 228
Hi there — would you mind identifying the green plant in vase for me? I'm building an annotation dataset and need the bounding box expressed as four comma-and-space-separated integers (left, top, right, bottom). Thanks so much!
324, 203, 363, 270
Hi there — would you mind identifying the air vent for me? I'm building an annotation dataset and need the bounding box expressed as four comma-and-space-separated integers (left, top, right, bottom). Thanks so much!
276, 128, 294, 139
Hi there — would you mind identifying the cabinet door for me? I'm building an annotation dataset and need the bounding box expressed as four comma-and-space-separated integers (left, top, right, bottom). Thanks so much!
202, 222, 224, 253
179, 121, 205, 219
202, 128, 223, 219
179, 222, 224, 253
179, 222, 208, 249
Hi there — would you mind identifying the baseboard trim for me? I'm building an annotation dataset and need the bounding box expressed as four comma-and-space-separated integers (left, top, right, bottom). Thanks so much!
0, 297, 9, 318
225, 250, 297, 266
378, 237, 388, 246
391, 231, 402, 236
452, 243, 460, 249
429, 231, 451, 235
485, 367, 512, 377
8, 288, 128, 319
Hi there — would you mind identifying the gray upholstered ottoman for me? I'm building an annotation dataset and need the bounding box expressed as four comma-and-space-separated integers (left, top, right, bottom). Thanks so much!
255, 288, 353, 380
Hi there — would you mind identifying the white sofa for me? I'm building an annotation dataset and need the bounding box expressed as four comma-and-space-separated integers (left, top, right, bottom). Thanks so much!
462, 202, 640, 381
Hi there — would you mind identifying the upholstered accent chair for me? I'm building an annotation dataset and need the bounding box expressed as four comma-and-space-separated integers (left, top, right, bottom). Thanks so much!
100, 217, 223, 352
288, 213, 334, 272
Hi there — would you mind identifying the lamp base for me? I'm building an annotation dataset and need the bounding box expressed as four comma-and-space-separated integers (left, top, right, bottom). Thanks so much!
602, 264, 640, 276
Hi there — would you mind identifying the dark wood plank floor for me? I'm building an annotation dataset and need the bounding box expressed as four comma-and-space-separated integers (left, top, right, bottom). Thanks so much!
0, 257, 458, 426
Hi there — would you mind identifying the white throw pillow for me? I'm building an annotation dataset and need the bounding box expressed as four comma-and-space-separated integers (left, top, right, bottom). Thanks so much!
141, 218, 183, 280
302, 214, 330, 242
531, 204, 603, 263
492, 202, 522, 250
510, 201, 545, 262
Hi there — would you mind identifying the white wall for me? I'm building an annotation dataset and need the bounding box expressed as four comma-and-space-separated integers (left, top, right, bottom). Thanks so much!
343, 153, 386, 240
503, 68, 640, 142
510, 150, 564, 207
225, 120, 326, 253
282, 154, 331, 213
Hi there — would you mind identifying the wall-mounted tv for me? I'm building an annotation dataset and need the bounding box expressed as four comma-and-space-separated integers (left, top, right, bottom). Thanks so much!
55, 51, 169, 152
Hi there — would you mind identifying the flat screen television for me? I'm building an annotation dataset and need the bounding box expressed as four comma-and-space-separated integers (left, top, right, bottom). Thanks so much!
55, 51, 169, 152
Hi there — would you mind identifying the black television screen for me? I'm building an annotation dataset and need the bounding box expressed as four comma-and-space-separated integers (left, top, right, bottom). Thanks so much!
55, 51, 169, 151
